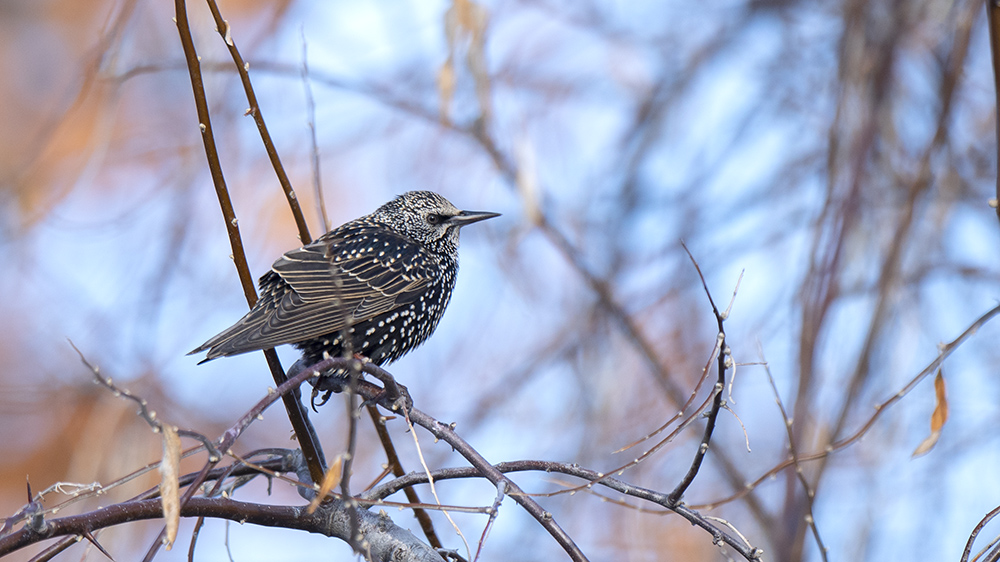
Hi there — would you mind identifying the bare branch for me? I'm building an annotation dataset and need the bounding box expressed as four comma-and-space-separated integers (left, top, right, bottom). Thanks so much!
2, 497, 446, 562
203, 0, 312, 245
171, 0, 326, 488
363, 460, 763, 561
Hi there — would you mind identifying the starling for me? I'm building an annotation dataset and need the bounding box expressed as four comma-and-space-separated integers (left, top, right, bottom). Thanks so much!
189, 191, 499, 369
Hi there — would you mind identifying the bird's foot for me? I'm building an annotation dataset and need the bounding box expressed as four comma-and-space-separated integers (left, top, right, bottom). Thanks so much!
361, 381, 412, 413
310, 386, 336, 411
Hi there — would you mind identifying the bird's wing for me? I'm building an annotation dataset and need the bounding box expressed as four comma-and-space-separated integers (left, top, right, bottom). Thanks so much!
191, 227, 437, 360
274, 227, 436, 314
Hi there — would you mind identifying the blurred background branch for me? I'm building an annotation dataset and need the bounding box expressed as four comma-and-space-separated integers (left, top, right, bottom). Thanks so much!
1, 0, 999, 560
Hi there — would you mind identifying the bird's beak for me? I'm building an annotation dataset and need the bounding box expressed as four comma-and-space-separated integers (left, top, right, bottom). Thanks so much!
449, 210, 501, 226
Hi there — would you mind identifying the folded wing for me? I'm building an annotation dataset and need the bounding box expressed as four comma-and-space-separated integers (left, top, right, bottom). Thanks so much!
190, 226, 436, 361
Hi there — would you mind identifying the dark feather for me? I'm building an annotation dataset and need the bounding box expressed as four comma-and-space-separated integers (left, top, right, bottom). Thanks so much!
191, 226, 436, 361
189, 190, 498, 368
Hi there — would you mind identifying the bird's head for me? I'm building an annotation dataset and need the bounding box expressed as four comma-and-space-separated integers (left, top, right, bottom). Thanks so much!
371, 191, 499, 255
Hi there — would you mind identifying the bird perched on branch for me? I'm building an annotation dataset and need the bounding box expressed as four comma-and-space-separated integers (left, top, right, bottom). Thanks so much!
190, 191, 499, 371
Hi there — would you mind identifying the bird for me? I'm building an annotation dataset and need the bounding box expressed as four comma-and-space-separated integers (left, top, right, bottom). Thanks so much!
189, 191, 499, 372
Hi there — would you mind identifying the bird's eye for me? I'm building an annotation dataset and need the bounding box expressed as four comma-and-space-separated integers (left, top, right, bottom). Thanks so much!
426, 214, 445, 225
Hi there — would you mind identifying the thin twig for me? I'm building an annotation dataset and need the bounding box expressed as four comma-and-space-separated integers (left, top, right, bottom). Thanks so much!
300, 28, 330, 233
403, 409, 590, 562
203, 0, 311, 245
70, 341, 221, 460
667, 244, 730, 505
461, 108, 772, 524
474, 482, 506, 562
536, 376, 717, 499
136, 346, 327, 561
615, 322, 724, 454
403, 409, 472, 562
759, 346, 828, 562
362, 460, 763, 561
340, 376, 362, 553
701, 302, 1000, 509
963, 504, 1000, 562
172, 0, 326, 487
366, 405, 443, 549
984, 0, 1000, 225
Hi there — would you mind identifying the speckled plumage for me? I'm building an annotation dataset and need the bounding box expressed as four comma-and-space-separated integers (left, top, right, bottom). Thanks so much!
190, 191, 499, 367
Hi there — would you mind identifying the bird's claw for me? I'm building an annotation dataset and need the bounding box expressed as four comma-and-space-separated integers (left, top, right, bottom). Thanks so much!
360, 381, 412, 413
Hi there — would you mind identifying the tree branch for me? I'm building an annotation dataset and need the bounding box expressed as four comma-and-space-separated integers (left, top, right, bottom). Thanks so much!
1, 497, 444, 562
362, 460, 762, 561
172, 0, 326, 489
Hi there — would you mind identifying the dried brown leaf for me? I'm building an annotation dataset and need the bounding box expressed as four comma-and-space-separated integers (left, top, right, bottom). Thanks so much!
160, 424, 181, 549
440, 0, 491, 123
307, 455, 343, 514
913, 370, 948, 457
437, 61, 456, 125
931, 369, 948, 432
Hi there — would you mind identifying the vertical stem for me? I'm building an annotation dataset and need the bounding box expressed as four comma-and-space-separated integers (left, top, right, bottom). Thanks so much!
173, 0, 326, 486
